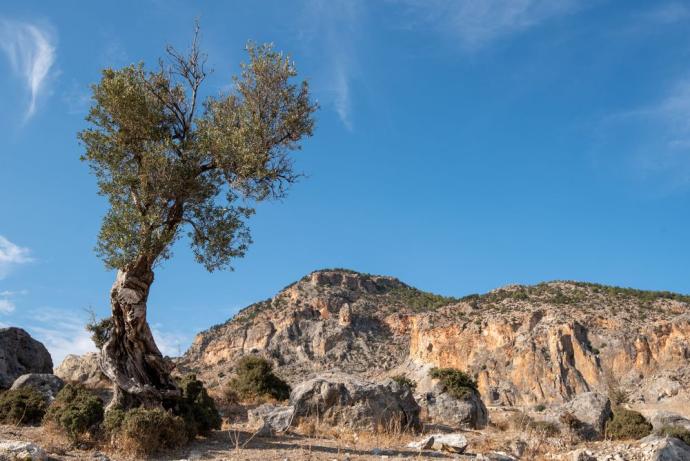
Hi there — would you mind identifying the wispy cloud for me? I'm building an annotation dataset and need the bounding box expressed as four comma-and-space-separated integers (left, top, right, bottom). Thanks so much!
396, 0, 580, 49
595, 77, 690, 191
644, 2, 690, 25
300, 0, 362, 130
27, 308, 95, 367
0, 235, 32, 279
0, 299, 14, 314
0, 19, 56, 119
151, 323, 191, 358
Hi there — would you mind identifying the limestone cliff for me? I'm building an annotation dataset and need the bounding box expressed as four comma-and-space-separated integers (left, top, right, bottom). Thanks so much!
180, 270, 690, 406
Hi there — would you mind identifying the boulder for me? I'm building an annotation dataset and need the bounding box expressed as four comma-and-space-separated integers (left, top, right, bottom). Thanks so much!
421, 383, 488, 429
640, 435, 690, 461
0, 328, 52, 389
10, 373, 64, 402
0, 440, 46, 460
247, 404, 295, 436
562, 392, 612, 439
290, 373, 421, 432
648, 411, 690, 432
55, 353, 109, 388
406, 433, 468, 453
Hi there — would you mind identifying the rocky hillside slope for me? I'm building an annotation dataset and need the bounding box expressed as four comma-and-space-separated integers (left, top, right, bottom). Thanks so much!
180, 269, 690, 407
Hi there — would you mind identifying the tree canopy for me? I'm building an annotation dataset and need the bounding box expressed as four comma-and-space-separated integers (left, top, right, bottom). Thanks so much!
80, 33, 316, 273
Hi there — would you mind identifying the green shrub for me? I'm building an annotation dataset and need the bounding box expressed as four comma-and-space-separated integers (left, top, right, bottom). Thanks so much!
227, 356, 290, 401
534, 403, 546, 412
105, 407, 187, 457
606, 409, 652, 440
658, 425, 690, 445
429, 367, 477, 399
0, 388, 47, 425
44, 384, 104, 441
175, 374, 222, 437
390, 375, 417, 392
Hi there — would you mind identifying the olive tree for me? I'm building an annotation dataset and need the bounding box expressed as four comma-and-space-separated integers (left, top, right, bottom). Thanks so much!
80, 30, 316, 409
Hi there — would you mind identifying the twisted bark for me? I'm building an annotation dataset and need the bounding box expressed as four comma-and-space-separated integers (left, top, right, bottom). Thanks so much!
99, 267, 179, 409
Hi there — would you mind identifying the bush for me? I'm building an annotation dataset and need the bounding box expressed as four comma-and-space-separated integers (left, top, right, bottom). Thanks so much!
429, 367, 477, 399
175, 374, 222, 437
0, 388, 47, 425
105, 407, 187, 457
227, 356, 290, 401
658, 425, 690, 445
44, 384, 104, 441
534, 403, 546, 412
606, 409, 652, 440
390, 375, 417, 392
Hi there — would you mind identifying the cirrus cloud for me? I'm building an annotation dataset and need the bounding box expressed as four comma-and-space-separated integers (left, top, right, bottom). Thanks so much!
0, 19, 56, 119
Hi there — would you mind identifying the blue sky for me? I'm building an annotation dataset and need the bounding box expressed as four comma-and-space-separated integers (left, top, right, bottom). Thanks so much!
2, 0, 690, 365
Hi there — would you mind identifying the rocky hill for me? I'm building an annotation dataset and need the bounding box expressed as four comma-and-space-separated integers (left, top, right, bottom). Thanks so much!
180, 269, 690, 407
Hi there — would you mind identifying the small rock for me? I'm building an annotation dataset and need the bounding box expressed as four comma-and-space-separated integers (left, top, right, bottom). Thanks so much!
476, 452, 518, 461
568, 448, 596, 461
0, 440, 46, 461
406, 433, 468, 453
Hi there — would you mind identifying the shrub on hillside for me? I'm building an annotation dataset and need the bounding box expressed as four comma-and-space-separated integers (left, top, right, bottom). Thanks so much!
175, 374, 222, 437
390, 375, 417, 392
658, 425, 690, 445
508, 412, 560, 437
105, 407, 187, 457
227, 356, 290, 401
429, 367, 477, 399
606, 409, 652, 440
0, 388, 47, 425
44, 384, 104, 441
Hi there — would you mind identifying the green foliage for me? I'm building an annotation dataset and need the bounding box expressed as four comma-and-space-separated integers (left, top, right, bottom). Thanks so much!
429, 367, 478, 399
44, 384, 104, 441
175, 374, 222, 437
606, 409, 652, 440
80, 30, 317, 273
105, 407, 187, 457
0, 388, 47, 425
390, 375, 417, 392
609, 388, 629, 407
534, 403, 546, 412
227, 356, 290, 401
389, 286, 459, 312
85, 315, 112, 349
658, 425, 690, 445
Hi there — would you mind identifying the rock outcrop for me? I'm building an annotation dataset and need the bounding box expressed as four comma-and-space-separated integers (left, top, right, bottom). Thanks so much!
290, 372, 421, 432
0, 440, 46, 460
55, 353, 109, 388
181, 269, 690, 411
0, 328, 52, 389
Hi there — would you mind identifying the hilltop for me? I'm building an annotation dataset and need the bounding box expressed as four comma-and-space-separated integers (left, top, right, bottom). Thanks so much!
180, 268, 690, 406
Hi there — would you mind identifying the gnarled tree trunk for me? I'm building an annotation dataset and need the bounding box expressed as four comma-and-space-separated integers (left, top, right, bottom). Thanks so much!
99, 267, 180, 409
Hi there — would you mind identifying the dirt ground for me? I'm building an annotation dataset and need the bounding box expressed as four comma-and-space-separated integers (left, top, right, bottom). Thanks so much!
0, 424, 460, 461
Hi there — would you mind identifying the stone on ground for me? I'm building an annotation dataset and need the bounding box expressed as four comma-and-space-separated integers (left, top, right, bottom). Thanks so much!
562, 392, 612, 439
247, 404, 295, 436
290, 372, 421, 432
406, 433, 468, 453
10, 373, 64, 402
0, 440, 46, 460
421, 383, 488, 429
